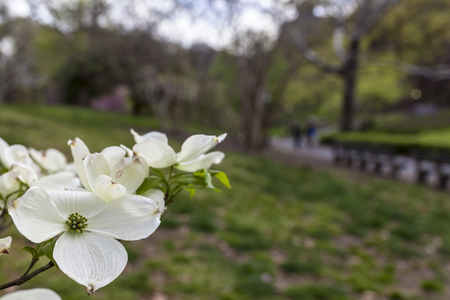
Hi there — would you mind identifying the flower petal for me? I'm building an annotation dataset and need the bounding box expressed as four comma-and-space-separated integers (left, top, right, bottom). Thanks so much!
8, 187, 65, 243
0, 288, 61, 300
142, 189, 165, 214
100, 146, 126, 169
0, 137, 9, 157
0, 172, 20, 200
175, 151, 225, 172
31, 171, 80, 191
54, 232, 127, 294
0, 236, 12, 255
132, 140, 177, 169
9, 164, 39, 185
89, 195, 160, 240
177, 133, 226, 163
47, 190, 106, 220
29, 148, 67, 173
2, 145, 39, 172
93, 175, 127, 202
110, 157, 148, 194
131, 129, 168, 144
68, 138, 90, 190
84, 153, 110, 192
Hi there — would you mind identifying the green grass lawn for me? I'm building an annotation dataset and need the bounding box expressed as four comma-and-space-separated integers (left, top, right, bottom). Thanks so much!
2, 104, 450, 299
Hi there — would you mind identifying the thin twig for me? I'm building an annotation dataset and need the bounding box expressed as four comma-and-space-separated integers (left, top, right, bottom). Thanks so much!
0, 261, 54, 290
22, 258, 39, 277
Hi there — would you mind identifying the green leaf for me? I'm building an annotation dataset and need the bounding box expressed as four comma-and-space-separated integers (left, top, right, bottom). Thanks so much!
23, 246, 39, 261
150, 167, 167, 180
214, 171, 231, 189
193, 169, 218, 190
172, 174, 205, 185
41, 239, 58, 268
136, 176, 164, 195
185, 187, 196, 199
204, 170, 215, 189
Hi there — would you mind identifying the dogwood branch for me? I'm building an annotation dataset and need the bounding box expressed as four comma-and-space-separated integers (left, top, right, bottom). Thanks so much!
0, 261, 54, 290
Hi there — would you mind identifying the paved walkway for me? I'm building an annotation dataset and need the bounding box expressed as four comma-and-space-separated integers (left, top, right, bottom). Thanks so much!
269, 137, 441, 187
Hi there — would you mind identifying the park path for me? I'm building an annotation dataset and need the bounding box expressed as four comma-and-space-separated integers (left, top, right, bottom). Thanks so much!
268, 136, 426, 186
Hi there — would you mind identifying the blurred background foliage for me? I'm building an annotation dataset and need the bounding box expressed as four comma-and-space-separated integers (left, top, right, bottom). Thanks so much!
2, 0, 450, 299
1, 0, 450, 149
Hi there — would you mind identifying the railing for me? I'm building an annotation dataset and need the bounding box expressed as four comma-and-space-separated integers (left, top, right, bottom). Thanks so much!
332, 142, 450, 190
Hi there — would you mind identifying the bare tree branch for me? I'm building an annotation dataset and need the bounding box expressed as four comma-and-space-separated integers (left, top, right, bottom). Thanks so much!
373, 59, 450, 80
290, 29, 342, 73
355, 0, 402, 39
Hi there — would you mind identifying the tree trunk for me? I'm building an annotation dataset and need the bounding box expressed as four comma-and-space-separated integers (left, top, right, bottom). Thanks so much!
340, 39, 360, 132
242, 88, 265, 150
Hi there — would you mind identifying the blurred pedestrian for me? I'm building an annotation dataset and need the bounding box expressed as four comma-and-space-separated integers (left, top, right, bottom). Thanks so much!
290, 122, 302, 148
306, 122, 317, 146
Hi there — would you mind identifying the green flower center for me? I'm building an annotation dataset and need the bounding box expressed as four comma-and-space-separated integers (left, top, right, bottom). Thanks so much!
66, 212, 88, 233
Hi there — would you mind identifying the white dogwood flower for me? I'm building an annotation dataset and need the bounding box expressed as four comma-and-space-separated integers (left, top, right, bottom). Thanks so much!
130, 129, 168, 144
8, 186, 161, 294
1, 144, 40, 173
29, 148, 67, 173
142, 189, 166, 214
0, 163, 79, 201
0, 137, 8, 163
132, 130, 226, 172
68, 138, 148, 202
0, 288, 61, 300
0, 236, 12, 255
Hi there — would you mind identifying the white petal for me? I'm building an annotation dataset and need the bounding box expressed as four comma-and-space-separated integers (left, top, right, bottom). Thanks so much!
93, 175, 127, 202
54, 232, 127, 294
142, 189, 165, 213
29, 148, 67, 173
48, 190, 106, 220
10, 164, 39, 184
0, 137, 9, 165
133, 140, 177, 169
100, 146, 126, 169
84, 153, 110, 192
175, 151, 225, 172
217, 133, 227, 143
110, 156, 148, 194
0, 236, 12, 255
0, 288, 61, 300
8, 187, 65, 243
31, 171, 80, 191
2, 145, 40, 172
0, 172, 20, 200
177, 134, 226, 163
131, 129, 168, 144
120, 144, 134, 157
68, 138, 90, 190
89, 195, 160, 240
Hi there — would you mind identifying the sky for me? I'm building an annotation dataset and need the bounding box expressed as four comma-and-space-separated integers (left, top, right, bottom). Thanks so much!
5, 0, 297, 49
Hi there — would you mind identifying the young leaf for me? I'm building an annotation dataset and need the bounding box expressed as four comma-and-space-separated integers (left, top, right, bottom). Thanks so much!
214, 171, 231, 189
172, 174, 205, 185
41, 239, 58, 268
136, 176, 164, 195
203, 170, 215, 189
23, 246, 39, 261
150, 167, 167, 180
185, 187, 197, 199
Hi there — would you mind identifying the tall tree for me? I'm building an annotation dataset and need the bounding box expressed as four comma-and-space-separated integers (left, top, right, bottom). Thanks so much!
233, 27, 301, 150
290, 0, 401, 131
